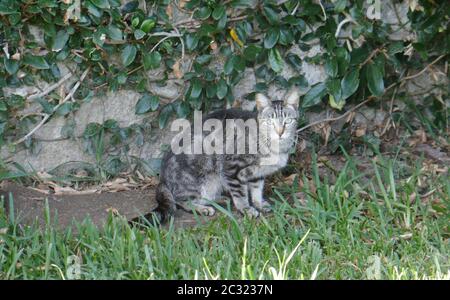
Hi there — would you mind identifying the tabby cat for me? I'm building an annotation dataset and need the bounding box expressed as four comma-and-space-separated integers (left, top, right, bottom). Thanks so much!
154, 89, 300, 222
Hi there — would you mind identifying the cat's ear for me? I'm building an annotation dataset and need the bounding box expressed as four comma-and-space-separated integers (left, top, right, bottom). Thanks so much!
284, 89, 300, 109
255, 93, 271, 110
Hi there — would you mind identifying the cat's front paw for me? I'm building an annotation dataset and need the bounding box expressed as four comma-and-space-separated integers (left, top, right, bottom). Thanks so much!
242, 207, 260, 218
199, 206, 216, 216
254, 200, 272, 213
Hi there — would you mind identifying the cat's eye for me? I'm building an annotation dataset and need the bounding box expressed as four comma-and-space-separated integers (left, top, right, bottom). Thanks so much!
285, 118, 294, 125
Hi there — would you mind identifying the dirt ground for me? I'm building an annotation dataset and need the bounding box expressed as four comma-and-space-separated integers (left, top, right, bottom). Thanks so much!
0, 181, 221, 230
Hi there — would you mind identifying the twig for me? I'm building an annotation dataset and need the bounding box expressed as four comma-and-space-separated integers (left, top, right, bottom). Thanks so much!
149, 31, 182, 37
172, 14, 248, 28
27, 72, 73, 101
360, 48, 382, 67
420, 189, 436, 199
173, 0, 190, 14
172, 26, 185, 61
400, 54, 446, 82
150, 34, 179, 53
291, 1, 300, 15
317, 0, 327, 21
297, 96, 375, 133
335, 17, 357, 38
149, 32, 184, 60
12, 68, 90, 146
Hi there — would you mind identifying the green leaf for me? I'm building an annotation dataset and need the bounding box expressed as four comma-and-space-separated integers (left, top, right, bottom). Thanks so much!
388, 42, 405, 56
278, 28, 294, 45
86, 1, 102, 17
134, 29, 146, 40
107, 24, 123, 40
243, 45, 262, 61
334, 0, 347, 12
268, 48, 284, 73
140, 18, 156, 33
341, 69, 360, 100
288, 75, 308, 88
217, 13, 227, 30
175, 101, 190, 118
185, 34, 199, 51
91, 0, 110, 9
196, 54, 212, 65
51, 30, 69, 52
263, 6, 280, 24
264, 28, 280, 49
84, 123, 102, 137
122, 1, 139, 13
325, 56, 338, 77
23, 54, 50, 70
121, 45, 137, 67
335, 47, 350, 75
35, 97, 54, 114
4, 57, 19, 75
190, 79, 202, 98
159, 105, 173, 129
233, 56, 246, 72
0, 101, 7, 111
55, 102, 73, 116
350, 46, 370, 66
329, 94, 345, 110
285, 53, 302, 71
7, 94, 24, 108
212, 5, 226, 20
224, 56, 236, 75
131, 16, 140, 28
194, 6, 211, 20
223, 55, 245, 75
326, 78, 342, 102
255, 82, 268, 92
92, 29, 106, 46
366, 63, 385, 97
0, 2, 18, 14
216, 79, 228, 99
302, 83, 327, 108
206, 84, 217, 98
143, 51, 162, 70
135, 94, 159, 114
149, 95, 160, 111
103, 119, 118, 129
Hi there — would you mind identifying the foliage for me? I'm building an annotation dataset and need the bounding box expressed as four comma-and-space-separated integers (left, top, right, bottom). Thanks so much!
0, 155, 448, 279
0, 0, 448, 157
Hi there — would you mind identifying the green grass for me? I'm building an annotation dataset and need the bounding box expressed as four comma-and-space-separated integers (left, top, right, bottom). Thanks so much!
0, 155, 448, 279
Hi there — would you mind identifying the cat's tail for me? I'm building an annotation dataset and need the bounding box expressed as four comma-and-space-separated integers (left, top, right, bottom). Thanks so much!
152, 182, 176, 224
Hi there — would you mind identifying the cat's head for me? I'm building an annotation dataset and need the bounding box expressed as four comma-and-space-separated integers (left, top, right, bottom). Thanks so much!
255, 90, 300, 151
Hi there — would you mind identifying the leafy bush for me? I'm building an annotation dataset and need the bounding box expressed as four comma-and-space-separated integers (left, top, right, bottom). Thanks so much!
0, 0, 448, 149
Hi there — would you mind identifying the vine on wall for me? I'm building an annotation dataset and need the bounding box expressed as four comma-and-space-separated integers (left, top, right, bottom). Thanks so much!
0, 0, 448, 156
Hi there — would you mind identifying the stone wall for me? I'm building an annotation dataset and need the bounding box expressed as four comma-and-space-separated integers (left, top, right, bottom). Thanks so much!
1, 1, 446, 174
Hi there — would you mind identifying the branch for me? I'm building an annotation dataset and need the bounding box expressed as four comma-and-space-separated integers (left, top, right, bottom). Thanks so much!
360, 48, 382, 68
297, 54, 447, 133
149, 31, 184, 61
336, 18, 357, 38
12, 68, 90, 146
400, 54, 446, 82
297, 96, 375, 133
27, 72, 73, 101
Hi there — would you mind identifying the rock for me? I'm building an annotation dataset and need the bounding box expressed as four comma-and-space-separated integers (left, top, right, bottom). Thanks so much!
73, 89, 145, 136
9, 139, 93, 172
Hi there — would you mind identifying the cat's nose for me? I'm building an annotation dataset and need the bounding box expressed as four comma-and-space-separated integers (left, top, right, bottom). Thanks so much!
276, 126, 285, 136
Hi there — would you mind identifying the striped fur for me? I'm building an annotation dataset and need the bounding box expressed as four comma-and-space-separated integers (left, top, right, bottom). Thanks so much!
154, 90, 300, 221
